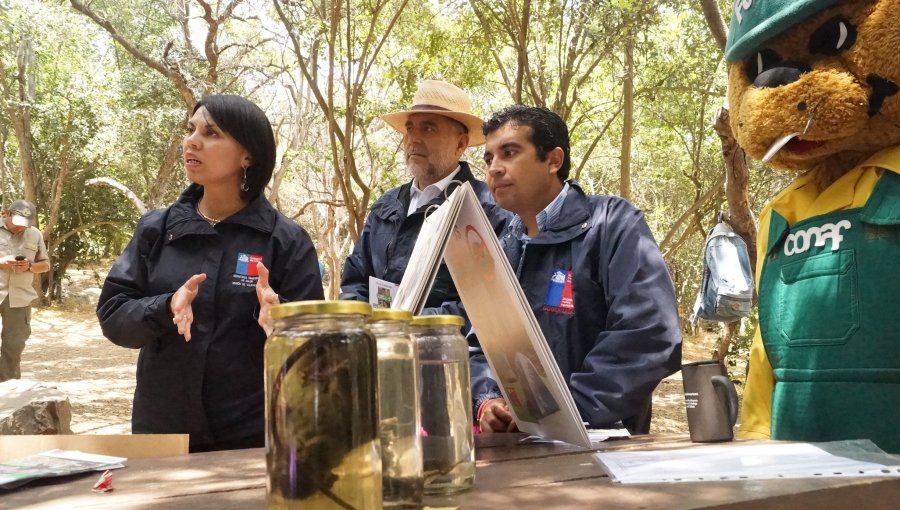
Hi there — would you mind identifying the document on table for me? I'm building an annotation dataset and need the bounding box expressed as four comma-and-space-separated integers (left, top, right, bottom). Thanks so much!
521, 428, 630, 445
0, 449, 126, 489
595, 439, 900, 484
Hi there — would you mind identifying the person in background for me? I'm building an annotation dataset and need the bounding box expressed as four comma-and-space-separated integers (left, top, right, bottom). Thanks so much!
473, 105, 682, 434
0, 199, 50, 382
340, 80, 509, 314
97, 95, 324, 452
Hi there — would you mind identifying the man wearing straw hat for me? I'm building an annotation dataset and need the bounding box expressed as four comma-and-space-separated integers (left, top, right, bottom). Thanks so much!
341, 80, 509, 313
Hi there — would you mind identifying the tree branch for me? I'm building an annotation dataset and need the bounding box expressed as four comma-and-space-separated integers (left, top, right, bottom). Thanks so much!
69, 0, 196, 107
86, 177, 148, 215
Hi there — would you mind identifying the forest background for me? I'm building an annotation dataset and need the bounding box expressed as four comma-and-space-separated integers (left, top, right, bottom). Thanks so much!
1, 0, 791, 363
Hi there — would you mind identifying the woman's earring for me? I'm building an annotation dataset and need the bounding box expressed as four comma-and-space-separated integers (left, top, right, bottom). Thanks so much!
240, 164, 250, 192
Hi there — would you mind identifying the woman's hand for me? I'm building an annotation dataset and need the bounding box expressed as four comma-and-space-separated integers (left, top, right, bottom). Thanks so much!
255, 262, 279, 336
170, 273, 207, 342
478, 398, 518, 433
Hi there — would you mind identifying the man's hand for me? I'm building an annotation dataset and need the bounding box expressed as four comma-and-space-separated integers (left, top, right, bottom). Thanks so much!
170, 273, 207, 342
255, 262, 279, 336
478, 398, 518, 433
0, 255, 21, 270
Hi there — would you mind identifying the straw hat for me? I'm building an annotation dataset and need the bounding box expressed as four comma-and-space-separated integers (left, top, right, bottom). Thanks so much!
380, 80, 486, 146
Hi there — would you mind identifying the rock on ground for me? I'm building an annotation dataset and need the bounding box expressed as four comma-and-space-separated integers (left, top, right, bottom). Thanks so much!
0, 379, 72, 434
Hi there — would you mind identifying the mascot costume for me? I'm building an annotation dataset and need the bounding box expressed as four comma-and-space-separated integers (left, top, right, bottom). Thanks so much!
725, 0, 900, 453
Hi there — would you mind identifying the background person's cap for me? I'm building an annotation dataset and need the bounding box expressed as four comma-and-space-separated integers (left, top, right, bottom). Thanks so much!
380, 80, 486, 146
725, 0, 841, 63
8, 199, 36, 227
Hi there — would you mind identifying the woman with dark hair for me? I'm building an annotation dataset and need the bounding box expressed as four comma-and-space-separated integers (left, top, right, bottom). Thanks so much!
97, 95, 324, 452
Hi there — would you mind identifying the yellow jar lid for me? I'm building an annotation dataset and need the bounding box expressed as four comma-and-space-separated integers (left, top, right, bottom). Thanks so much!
270, 300, 372, 319
370, 309, 413, 322
410, 314, 465, 327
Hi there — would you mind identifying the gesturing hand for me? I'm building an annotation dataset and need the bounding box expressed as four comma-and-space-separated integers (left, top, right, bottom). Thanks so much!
170, 273, 207, 342
255, 262, 279, 337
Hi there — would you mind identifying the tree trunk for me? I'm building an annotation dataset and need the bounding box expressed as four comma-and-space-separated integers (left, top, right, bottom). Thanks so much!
147, 135, 183, 209
619, 39, 634, 200
713, 108, 756, 364
714, 108, 757, 276
0, 36, 38, 203
717, 321, 739, 362
698, 0, 729, 51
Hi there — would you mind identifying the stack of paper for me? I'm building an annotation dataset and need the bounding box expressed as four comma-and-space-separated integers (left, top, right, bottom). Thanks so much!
595, 439, 900, 484
0, 449, 126, 489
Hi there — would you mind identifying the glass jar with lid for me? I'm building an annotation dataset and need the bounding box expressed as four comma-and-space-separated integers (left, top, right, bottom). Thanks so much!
370, 309, 423, 508
410, 314, 475, 495
265, 300, 380, 509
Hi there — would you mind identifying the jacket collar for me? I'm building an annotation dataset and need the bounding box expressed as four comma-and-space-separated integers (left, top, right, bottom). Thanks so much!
166, 184, 276, 241
526, 180, 592, 244
371, 161, 476, 221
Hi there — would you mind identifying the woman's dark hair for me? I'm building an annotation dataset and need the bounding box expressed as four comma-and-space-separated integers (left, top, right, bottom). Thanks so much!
192, 95, 276, 201
482, 105, 571, 182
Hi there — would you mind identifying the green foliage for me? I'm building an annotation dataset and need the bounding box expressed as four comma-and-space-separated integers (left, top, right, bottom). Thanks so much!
1, 0, 795, 330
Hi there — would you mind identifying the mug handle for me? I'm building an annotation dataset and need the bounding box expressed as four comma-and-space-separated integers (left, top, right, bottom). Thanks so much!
711, 375, 739, 427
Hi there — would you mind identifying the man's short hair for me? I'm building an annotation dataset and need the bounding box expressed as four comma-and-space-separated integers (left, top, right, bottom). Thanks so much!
482, 105, 571, 182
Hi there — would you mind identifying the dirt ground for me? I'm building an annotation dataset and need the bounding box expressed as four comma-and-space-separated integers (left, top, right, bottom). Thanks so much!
19, 269, 738, 436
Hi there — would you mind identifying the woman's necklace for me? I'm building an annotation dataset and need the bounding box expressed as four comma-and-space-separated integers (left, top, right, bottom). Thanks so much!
196, 203, 222, 226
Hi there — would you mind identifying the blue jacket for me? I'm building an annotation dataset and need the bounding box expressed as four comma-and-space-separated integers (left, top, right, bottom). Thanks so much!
340, 162, 509, 313
97, 185, 324, 451
471, 182, 682, 433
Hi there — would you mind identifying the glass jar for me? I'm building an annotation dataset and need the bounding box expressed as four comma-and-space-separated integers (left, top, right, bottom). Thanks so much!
265, 300, 380, 509
410, 315, 475, 495
370, 309, 424, 508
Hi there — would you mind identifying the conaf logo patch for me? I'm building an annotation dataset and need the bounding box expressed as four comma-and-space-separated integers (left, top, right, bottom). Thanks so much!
783, 220, 851, 256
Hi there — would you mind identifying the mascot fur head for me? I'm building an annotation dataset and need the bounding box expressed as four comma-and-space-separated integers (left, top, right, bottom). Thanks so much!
726, 0, 900, 187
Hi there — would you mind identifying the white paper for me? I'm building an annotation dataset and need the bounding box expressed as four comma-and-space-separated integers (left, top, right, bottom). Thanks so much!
594, 439, 900, 484
392, 186, 465, 313
588, 427, 632, 443
520, 428, 630, 445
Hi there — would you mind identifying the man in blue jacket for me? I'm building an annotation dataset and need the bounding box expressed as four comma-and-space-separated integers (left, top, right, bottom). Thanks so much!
474, 105, 682, 434
341, 80, 508, 312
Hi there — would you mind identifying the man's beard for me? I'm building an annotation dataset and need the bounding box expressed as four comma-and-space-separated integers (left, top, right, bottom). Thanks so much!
406, 146, 458, 185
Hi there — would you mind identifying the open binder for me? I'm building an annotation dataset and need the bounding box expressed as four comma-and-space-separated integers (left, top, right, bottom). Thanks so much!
393, 182, 591, 448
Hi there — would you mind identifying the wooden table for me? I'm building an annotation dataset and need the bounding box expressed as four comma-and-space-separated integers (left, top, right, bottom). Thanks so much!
4, 434, 899, 509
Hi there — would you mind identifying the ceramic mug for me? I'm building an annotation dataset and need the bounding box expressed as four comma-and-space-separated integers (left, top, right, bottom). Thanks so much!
682, 360, 738, 442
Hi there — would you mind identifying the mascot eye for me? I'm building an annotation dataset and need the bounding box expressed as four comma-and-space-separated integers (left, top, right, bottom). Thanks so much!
809, 15, 857, 55
744, 49, 782, 82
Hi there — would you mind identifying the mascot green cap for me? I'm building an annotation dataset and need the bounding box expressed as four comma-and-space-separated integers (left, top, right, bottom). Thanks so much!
725, 0, 842, 62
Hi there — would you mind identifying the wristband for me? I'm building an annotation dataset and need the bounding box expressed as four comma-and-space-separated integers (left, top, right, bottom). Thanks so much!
475, 399, 493, 422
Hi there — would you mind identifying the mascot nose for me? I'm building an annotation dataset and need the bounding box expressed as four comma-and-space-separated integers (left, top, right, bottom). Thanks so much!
753, 64, 811, 88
